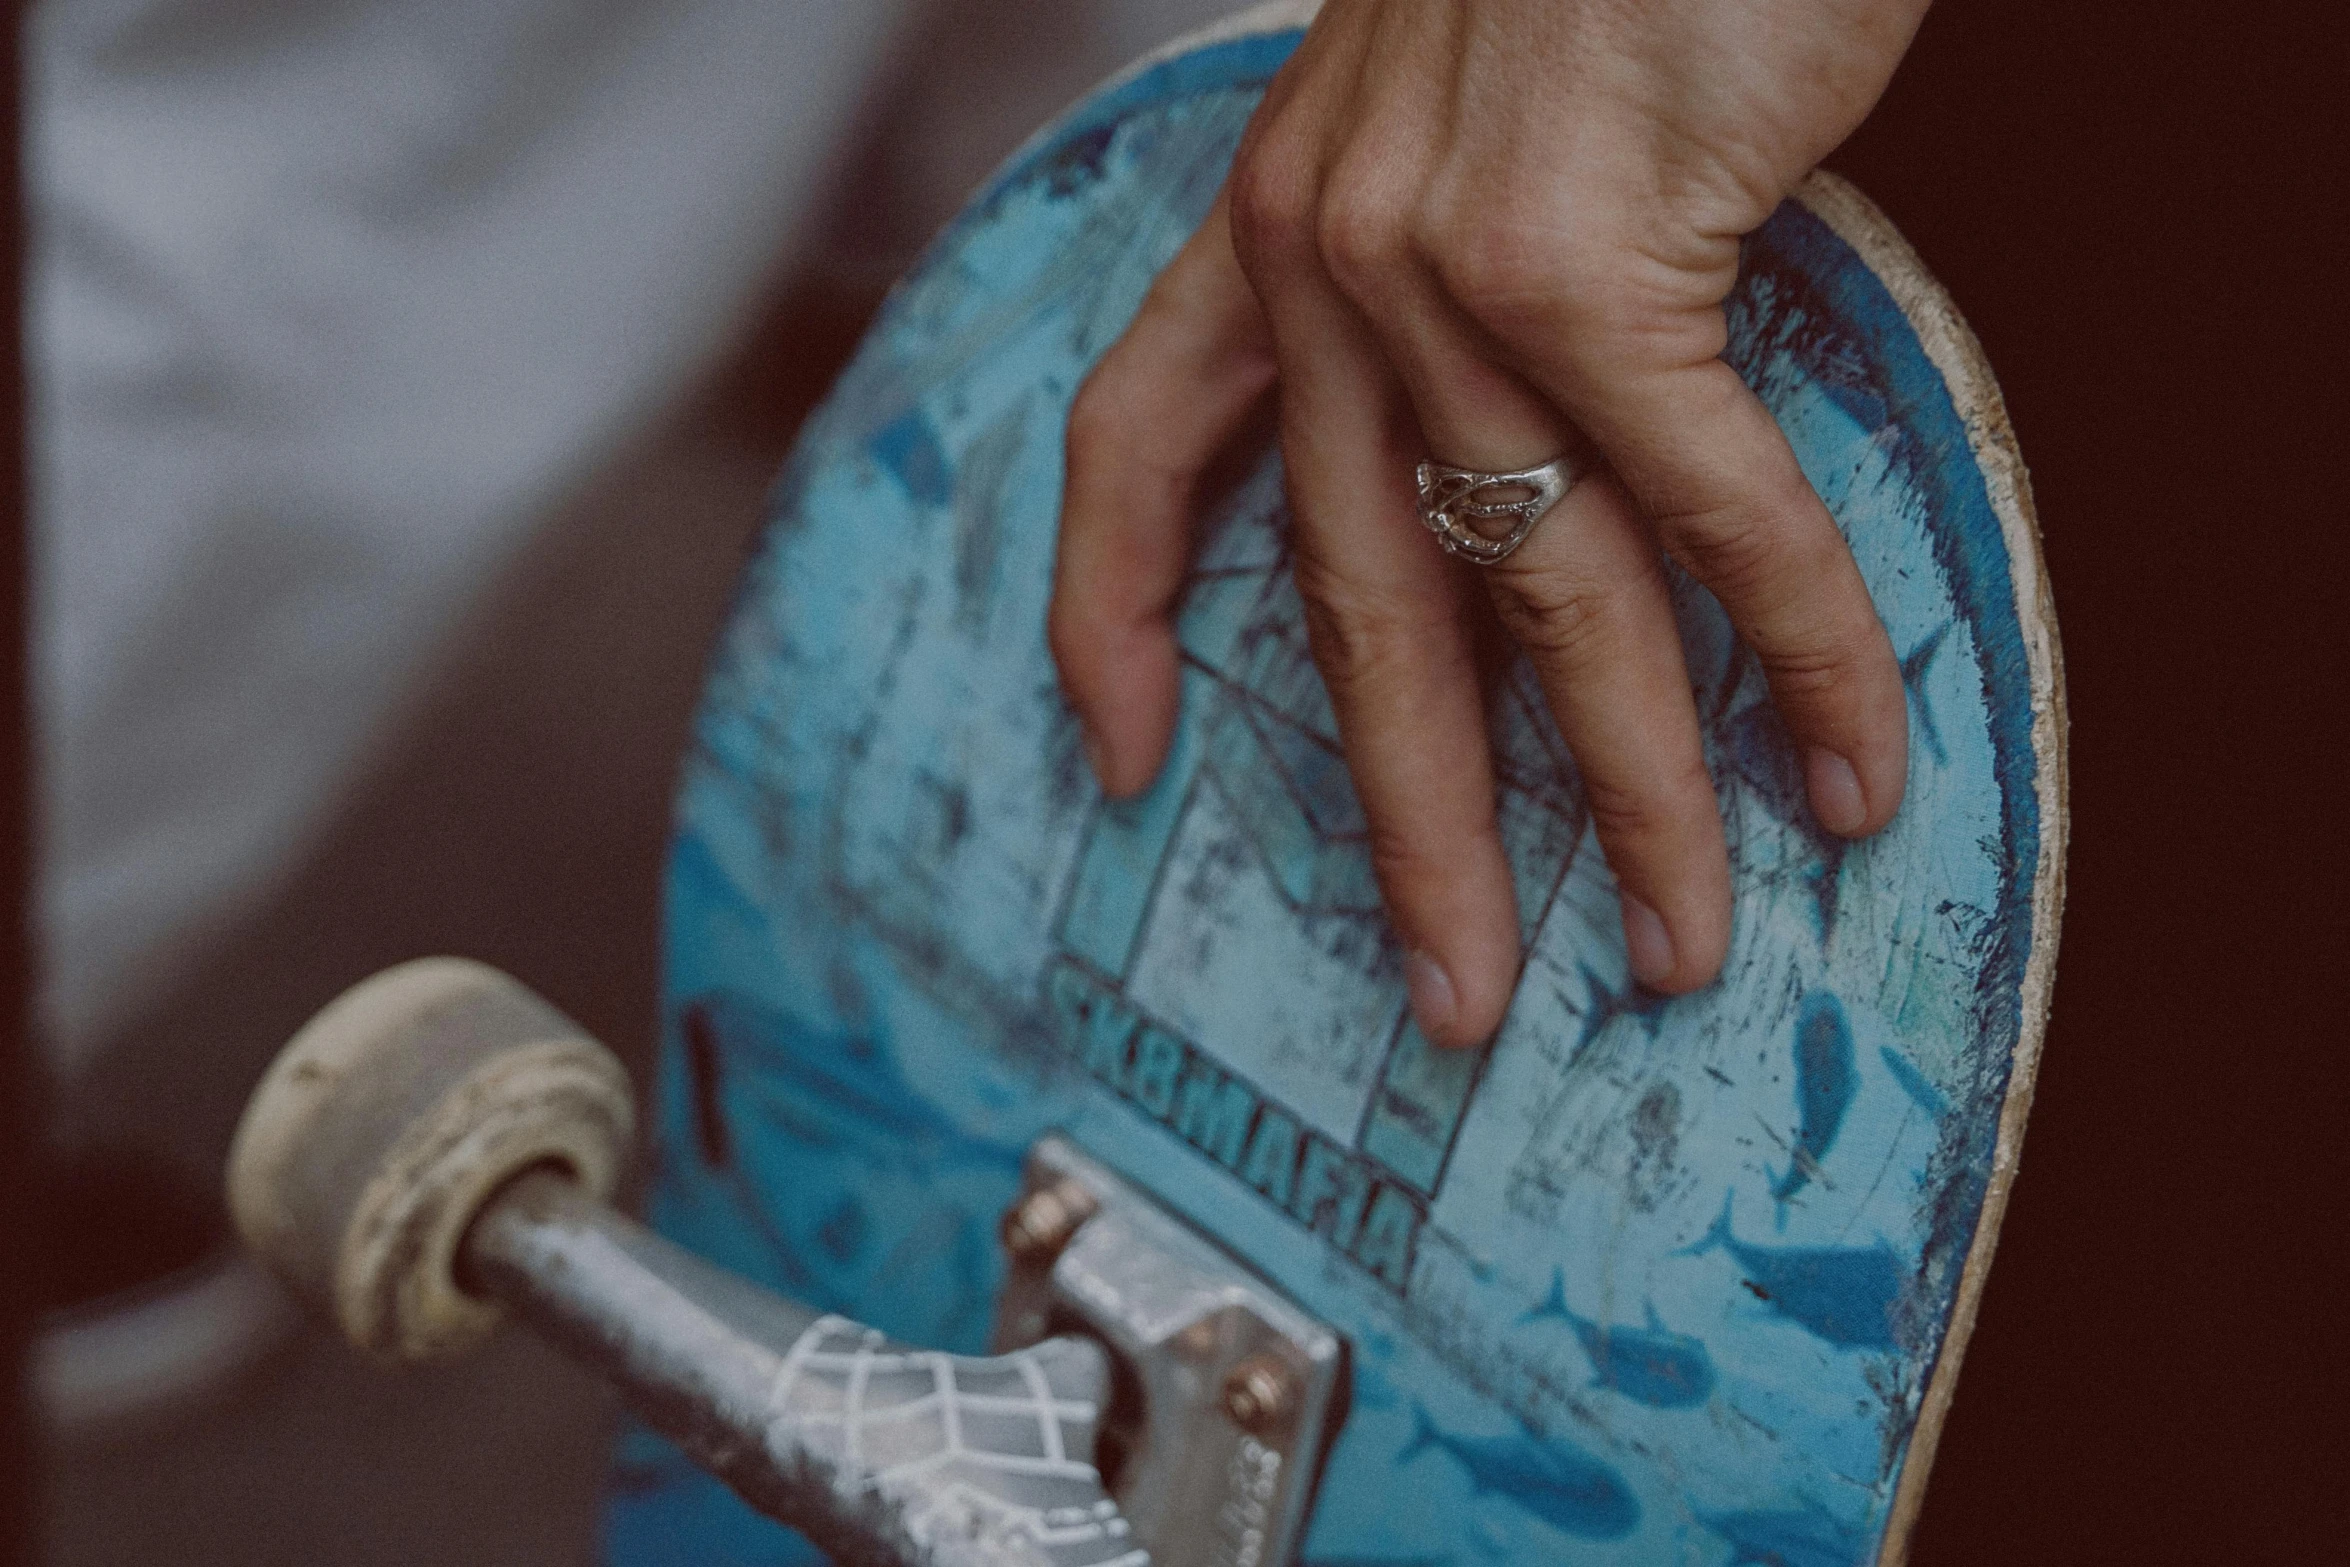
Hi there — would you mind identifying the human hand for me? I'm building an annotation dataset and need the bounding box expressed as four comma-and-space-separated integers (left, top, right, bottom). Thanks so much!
1050, 0, 1926, 1046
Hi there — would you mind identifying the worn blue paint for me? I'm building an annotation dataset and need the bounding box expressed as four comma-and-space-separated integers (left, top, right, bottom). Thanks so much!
1521, 1270, 1718, 1409
1681, 1194, 1902, 1352
678, 989, 1023, 1177
604, 1426, 826, 1567
1698, 1504, 1868, 1567
1401, 1406, 1641, 1541
1741, 209, 2044, 1220
1772, 993, 1858, 1224
604, 16, 2056, 1566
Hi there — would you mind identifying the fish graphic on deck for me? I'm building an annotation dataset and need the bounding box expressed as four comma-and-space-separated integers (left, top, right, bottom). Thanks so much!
1900, 621, 1951, 766
1519, 1270, 1717, 1409
868, 405, 955, 507
1400, 1405, 1639, 1540
1699, 1503, 1867, 1567
1771, 993, 1858, 1224
1679, 1193, 1903, 1352
678, 991, 1022, 1177
1879, 1045, 1951, 1119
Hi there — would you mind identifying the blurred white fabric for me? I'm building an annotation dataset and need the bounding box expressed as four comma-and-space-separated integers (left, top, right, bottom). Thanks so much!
30, 0, 1247, 1075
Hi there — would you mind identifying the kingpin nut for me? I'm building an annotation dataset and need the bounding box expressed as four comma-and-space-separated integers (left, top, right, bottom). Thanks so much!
999, 1178, 1099, 1266
1220, 1352, 1298, 1434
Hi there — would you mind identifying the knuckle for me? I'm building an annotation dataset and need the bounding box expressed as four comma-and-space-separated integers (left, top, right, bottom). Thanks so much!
1063, 362, 1194, 502
1753, 614, 1900, 730
1063, 375, 1178, 505
1580, 753, 1715, 852
1489, 568, 1621, 670
1045, 598, 1098, 688
1292, 554, 1458, 696
1364, 815, 1454, 901
1227, 144, 1318, 274
1655, 504, 1786, 599
1315, 172, 1411, 303
1046, 586, 1112, 662
1048, 594, 1158, 702
1756, 637, 1864, 705
1064, 367, 1130, 458
1432, 213, 1685, 361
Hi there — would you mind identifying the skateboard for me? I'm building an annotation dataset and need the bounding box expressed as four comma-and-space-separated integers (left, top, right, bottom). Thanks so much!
225, 7, 2064, 1566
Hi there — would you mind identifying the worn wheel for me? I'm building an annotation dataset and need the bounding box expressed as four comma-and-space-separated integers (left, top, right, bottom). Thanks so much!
226, 957, 634, 1361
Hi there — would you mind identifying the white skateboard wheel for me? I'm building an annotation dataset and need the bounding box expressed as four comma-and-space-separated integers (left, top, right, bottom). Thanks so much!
226, 958, 633, 1362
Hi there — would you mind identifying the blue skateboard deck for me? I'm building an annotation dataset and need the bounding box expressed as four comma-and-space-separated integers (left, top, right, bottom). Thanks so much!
609, 10, 2066, 1565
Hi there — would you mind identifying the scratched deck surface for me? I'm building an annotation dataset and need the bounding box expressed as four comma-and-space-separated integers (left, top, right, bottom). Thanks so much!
605, 23, 2060, 1567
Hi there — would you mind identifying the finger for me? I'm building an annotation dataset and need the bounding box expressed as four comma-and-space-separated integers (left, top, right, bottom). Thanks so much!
1391, 339, 1730, 991
1050, 196, 1277, 798
1579, 358, 1905, 838
1486, 472, 1732, 992
1318, 183, 1732, 990
1232, 203, 1522, 1050
1467, 281, 1909, 839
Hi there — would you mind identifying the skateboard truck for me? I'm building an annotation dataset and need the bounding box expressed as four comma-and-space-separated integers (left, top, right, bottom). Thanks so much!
225, 959, 1344, 1567
993, 1138, 1344, 1567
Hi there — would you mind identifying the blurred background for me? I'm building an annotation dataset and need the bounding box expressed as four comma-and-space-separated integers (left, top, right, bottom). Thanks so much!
14, 0, 2333, 1564
22, 2, 1245, 1562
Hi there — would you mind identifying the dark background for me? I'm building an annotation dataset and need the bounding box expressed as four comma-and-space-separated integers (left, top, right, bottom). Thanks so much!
7, 1, 37, 1560
1825, 0, 2338, 1560
5, 0, 2339, 1563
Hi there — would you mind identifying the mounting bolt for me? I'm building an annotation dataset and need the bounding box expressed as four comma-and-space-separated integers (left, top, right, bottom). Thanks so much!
1174, 1315, 1223, 1362
1220, 1352, 1297, 1433
999, 1178, 1098, 1266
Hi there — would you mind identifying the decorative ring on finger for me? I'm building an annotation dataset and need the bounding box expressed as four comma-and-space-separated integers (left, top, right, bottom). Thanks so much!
1414, 454, 1586, 565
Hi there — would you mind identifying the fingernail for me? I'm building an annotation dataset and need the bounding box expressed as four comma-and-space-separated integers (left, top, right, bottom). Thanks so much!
1404, 950, 1459, 1043
1805, 747, 1868, 835
1621, 894, 1675, 989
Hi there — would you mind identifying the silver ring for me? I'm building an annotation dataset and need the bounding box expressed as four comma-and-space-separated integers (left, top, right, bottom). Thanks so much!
1414, 454, 1585, 564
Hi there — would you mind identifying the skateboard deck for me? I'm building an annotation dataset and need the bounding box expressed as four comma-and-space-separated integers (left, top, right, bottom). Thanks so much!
607, 10, 2066, 1564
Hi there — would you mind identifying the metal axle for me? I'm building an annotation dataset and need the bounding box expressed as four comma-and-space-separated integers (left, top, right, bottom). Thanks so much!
461, 1170, 1138, 1567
